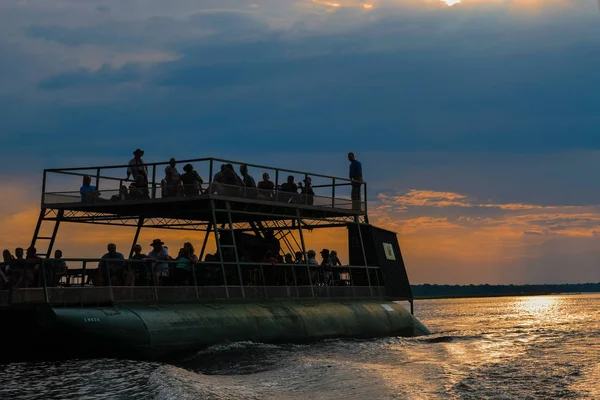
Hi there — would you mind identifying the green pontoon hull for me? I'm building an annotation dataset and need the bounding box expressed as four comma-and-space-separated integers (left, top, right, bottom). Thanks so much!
1, 300, 429, 361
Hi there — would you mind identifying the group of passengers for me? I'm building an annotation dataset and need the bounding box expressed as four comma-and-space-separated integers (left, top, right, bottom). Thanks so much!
0, 247, 67, 289
93, 236, 345, 288
95, 239, 198, 287
79, 149, 330, 206
0, 240, 346, 289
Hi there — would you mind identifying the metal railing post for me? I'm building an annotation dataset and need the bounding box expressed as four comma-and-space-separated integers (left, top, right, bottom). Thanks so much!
331, 178, 335, 208
296, 210, 314, 297
275, 169, 279, 201
363, 181, 368, 215
41, 259, 49, 304
106, 261, 115, 304
208, 159, 214, 195
151, 262, 159, 301
41, 170, 47, 205
81, 261, 87, 287
95, 168, 100, 189
151, 165, 157, 199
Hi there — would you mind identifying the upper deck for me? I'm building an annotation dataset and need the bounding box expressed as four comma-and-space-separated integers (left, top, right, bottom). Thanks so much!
41, 157, 367, 225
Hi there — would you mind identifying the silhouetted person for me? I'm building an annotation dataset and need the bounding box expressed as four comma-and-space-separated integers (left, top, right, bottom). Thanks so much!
240, 164, 256, 198
98, 243, 125, 286
299, 177, 315, 205
348, 152, 363, 211
127, 149, 148, 184
165, 158, 180, 179
280, 175, 298, 203
180, 164, 204, 196
257, 173, 275, 200
80, 175, 100, 203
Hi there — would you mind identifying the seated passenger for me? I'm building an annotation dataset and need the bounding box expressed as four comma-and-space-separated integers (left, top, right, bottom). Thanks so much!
129, 175, 150, 200
257, 173, 275, 200
320, 249, 333, 285
239, 164, 256, 198
161, 167, 182, 198
80, 175, 100, 203
221, 164, 244, 196
174, 242, 198, 286
146, 239, 172, 285
306, 249, 320, 284
98, 243, 125, 286
279, 175, 298, 203
128, 244, 148, 286
111, 185, 129, 201
298, 177, 315, 205
180, 164, 204, 196
52, 250, 67, 287
25, 246, 42, 287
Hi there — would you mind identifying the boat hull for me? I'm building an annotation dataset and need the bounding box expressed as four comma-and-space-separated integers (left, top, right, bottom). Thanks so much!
0, 300, 429, 362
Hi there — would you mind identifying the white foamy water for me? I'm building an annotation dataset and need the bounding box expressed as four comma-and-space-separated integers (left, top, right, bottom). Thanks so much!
1, 294, 599, 399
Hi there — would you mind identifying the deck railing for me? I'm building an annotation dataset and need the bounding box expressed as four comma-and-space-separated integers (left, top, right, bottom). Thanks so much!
42, 157, 367, 213
0, 258, 385, 307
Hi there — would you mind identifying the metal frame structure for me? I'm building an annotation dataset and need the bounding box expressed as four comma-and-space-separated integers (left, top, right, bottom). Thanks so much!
19, 157, 390, 305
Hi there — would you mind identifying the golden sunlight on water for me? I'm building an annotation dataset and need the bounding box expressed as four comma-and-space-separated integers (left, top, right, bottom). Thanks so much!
513, 296, 561, 321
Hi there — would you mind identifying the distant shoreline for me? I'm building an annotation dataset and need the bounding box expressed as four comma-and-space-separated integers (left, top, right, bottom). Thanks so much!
410, 283, 600, 300
414, 292, 579, 300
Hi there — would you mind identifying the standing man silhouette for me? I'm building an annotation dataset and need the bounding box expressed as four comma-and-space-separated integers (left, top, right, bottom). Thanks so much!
348, 152, 363, 211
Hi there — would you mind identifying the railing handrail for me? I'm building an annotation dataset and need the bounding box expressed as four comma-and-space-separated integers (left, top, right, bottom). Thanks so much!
44, 157, 361, 184
0, 257, 380, 269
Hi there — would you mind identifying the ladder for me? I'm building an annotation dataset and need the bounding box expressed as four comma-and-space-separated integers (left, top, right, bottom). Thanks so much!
30, 208, 64, 258
210, 200, 245, 299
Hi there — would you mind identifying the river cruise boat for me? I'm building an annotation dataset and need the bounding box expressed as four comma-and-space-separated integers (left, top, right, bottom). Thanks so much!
0, 157, 429, 361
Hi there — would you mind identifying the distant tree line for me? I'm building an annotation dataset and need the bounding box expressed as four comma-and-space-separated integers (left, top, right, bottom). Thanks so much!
411, 283, 600, 298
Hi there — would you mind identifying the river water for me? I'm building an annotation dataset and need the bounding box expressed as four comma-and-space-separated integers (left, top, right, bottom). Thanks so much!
1, 294, 599, 399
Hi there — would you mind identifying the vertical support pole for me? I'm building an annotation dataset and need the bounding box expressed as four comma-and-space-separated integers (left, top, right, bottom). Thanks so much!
363, 181, 368, 219
208, 159, 214, 195
106, 260, 115, 304
331, 178, 336, 209
46, 209, 63, 258
151, 165, 157, 199
296, 209, 314, 297
199, 222, 212, 262
226, 201, 245, 299
41, 259, 49, 304
150, 260, 159, 301
41, 170, 47, 205
356, 221, 373, 297
192, 258, 200, 300
275, 169, 279, 202
81, 261, 87, 287
95, 168, 100, 189
211, 200, 230, 299
410, 299, 414, 315
129, 217, 144, 258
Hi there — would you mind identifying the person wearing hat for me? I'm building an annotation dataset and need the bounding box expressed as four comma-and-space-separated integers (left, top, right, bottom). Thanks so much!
147, 239, 172, 285
126, 149, 148, 184
298, 176, 315, 206
180, 164, 204, 196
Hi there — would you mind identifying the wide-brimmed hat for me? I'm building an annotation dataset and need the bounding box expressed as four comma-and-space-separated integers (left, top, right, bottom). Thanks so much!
150, 239, 164, 246
320, 248, 330, 254
133, 148, 144, 156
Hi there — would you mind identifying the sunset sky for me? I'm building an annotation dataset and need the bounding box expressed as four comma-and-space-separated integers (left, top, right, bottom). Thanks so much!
2, 0, 600, 285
